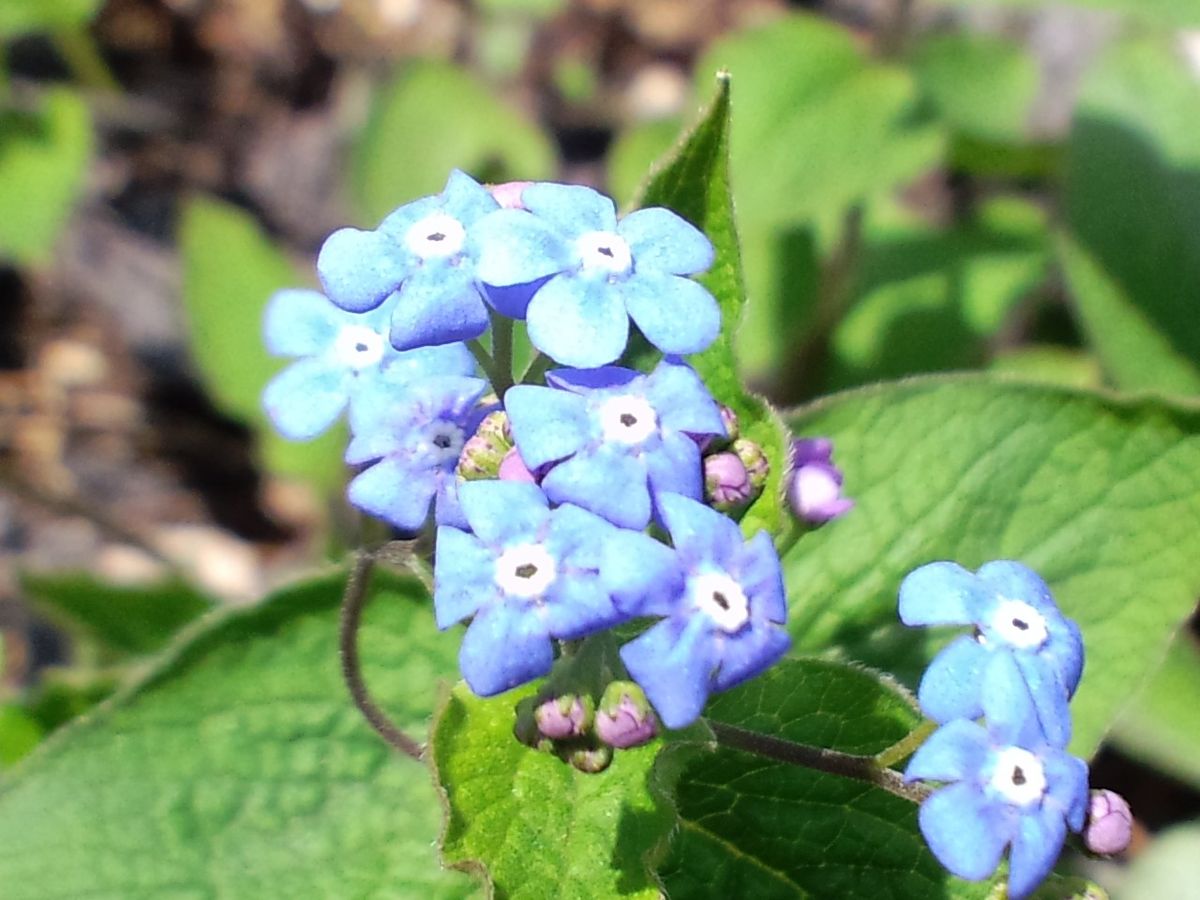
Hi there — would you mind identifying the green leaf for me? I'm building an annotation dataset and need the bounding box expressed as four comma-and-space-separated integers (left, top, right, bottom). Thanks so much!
989, 346, 1103, 391
1063, 38, 1200, 395
695, 13, 945, 378
633, 74, 790, 538
432, 681, 679, 899
22, 573, 213, 656
179, 196, 345, 488
0, 707, 43, 768
607, 117, 680, 209
351, 60, 554, 225
0, 89, 91, 264
933, 0, 1200, 29
786, 375, 1200, 758
0, 570, 480, 898
657, 658, 994, 899
1110, 630, 1200, 789
0, 0, 101, 36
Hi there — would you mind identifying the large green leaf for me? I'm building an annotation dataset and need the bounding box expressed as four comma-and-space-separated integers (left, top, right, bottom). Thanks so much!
0, 570, 480, 898
432, 682, 679, 899
351, 60, 554, 225
694, 13, 945, 378
934, 0, 1200, 28
0, 0, 101, 36
634, 74, 789, 537
179, 196, 345, 488
785, 376, 1200, 759
657, 659, 994, 899
1063, 38, 1200, 395
0, 89, 91, 264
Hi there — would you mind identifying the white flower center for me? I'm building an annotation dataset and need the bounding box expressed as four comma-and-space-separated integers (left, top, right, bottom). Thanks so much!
691, 571, 750, 633
989, 746, 1047, 807
494, 544, 557, 598
333, 324, 386, 370
576, 230, 632, 275
404, 212, 466, 259
985, 598, 1049, 650
423, 421, 465, 466
598, 395, 657, 445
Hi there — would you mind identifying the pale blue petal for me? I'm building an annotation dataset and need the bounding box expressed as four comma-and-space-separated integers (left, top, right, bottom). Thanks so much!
621, 616, 717, 729
1007, 806, 1068, 900
546, 366, 639, 393
389, 266, 489, 350
905, 719, 990, 783
440, 168, 500, 223
459, 600, 554, 696
347, 459, 437, 531
544, 575, 623, 639
898, 561, 984, 627
525, 274, 629, 368
976, 561, 1057, 618
473, 209, 571, 286
623, 272, 720, 356
383, 342, 477, 382
543, 503, 616, 569
917, 635, 988, 724
657, 492, 743, 569
263, 288, 345, 357
435, 476, 468, 529
433, 526, 497, 628
712, 623, 790, 692
522, 182, 617, 237
738, 532, 787, 623
1045, 752, 1090, 832
646, 431, 703, 504
602, 529, 684, 617
1015, 654, 1072, 748
504, 385, 592, 468
981, 653, 1046, 748
263, 358, 348, 440
1053, 617, 1085, 697
542, 448, 650, 529
376, 194, 442, 240
644, 360, 725, 436
459, 480, 549, 546
618, 207, 713, 275
918, 783, 1011, 882
317, 227, 409, 312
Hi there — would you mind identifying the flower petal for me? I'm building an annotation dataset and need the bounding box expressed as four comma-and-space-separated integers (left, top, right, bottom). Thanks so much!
657, 492, 744, 570
1045, 751, 1090, 833
1014, 654, 1073, 748
525, 274, 630, 368
712, 622, 790, 692
544, 574, 624, 640
623, 272, 720, 356
459, 600, 554, 696
522, 182, 617, 237
541, 447, 650, 530
504, 384, 592, 469
458, 480, 550, 546
618, 207, 713, 275
981, 652, 1047, 748
545, 366, 639, 393
382, 342, 477, 382
918, 782, 1011, 882
263, 289, 346, 357
643, 359, 725, 436
1007, 805, 1068, 900
916, 634, 988, 724
602, 529, 685, 617
317, 227, 409, 312
262, 358, 348, 440
621, 616, 717, 729
347, 459, 438, 532
645, 431, 703, 505
473, 209, 571, 287
439, 168, 500, 223
905, 718, 991, 783
433, 526, 497, 628
898, 561, 984, 627
543, 502, 615, 570
737, 532, 788, 623
389, 266, 490, 349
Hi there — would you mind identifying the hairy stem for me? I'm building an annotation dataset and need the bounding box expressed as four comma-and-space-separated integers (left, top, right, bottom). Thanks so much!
489, 312, 515, 396
467, 338, 504, 393
339, 551, 423, 759
708, 720, 932, 804
520, 351, 554, 386
875, 719, 937, 769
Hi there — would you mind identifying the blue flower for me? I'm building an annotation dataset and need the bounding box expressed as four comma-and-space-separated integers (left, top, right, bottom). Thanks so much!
504, 359, 726, 529
904, 655, 1089, 900
612, 493, 790, 729
261, 288, 475, 440
344, 373, 488, 531
434, 480, 653, 696
899, 561, 1084, 746
473, 182, 720, 367
317, 170, 500, 350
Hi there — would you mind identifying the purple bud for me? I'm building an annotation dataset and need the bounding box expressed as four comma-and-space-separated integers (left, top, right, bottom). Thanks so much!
697, 405, 740, 453
498, 447, 538, 484
513, 697, 553, 751
457, 410, 512, 481
787, 437, 853, 524
567, 743, 613, 774
1084, 789, 1133, 856
595, 682, 657, 749
731, 439, 769, 493
534, 694, 594, 740
704, 452, 753, 513
490, 181, 532, 210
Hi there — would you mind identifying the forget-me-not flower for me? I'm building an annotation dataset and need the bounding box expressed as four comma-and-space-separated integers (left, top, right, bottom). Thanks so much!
344, 373, 488, 531
611, 493, 790, 728
504, 359, 726, 529
434, 480, 658, 696
473, 182, 720, 367
899, 560, 1083, 746
904, 655, 1089, 900
317, 170, 500, 350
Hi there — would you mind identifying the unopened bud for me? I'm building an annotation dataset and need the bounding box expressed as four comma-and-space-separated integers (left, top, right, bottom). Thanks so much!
1083, 789, 1133, 856
490, 181, 532, 210
704, 452, 753, 513
534, 694, 594, 741
595, 682, 657, 749
513, 697, 553, 752
787, 437, 853, 525
457, 410, 512, 481
731, 438, 769, 495
567, 743, 613, 774
697, 405, 740, 453
499, 447, 538, 484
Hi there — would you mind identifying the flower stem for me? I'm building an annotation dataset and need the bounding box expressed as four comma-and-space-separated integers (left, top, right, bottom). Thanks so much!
874, 719, 937, 769
467, 338, 504, 394
490, 311, 515, 396
339, 550, 423, 759
520, 351, 554, 385
707, 720, 931, 804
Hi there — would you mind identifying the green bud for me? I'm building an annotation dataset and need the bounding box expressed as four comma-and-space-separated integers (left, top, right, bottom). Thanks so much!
731, 438, 769, 500
566, 743, 613, 774
456, 410, 512, 481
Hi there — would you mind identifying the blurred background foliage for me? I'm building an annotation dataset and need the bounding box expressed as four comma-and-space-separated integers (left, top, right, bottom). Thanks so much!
0, 0, 1198, 895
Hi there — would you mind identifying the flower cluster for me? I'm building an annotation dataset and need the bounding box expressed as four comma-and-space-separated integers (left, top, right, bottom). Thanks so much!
899, 561, 1090, 899
262, 170, 793, 735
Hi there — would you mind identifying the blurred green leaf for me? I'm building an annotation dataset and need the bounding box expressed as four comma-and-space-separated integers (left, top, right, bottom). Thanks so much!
0, 89, 91, 264
787, 376, 1200, 759
989, 346, 1103, 390
695, 13, 945, 378
0, 570, 480, 898
1116, 821, 1200, 900
0, 707, 43, 767
0, 0, 101, 37
179, 196, 345, 489
351, 60, 554, 225
23, 573, 213, 657
912, 33, 1040, 144
1110, 631, 1200, 789
1063, 38, 1200, 395
935, 0, 1200, 29
476, 0, 565, 15
607, 117, 680, 208
24, 670, 117, 734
